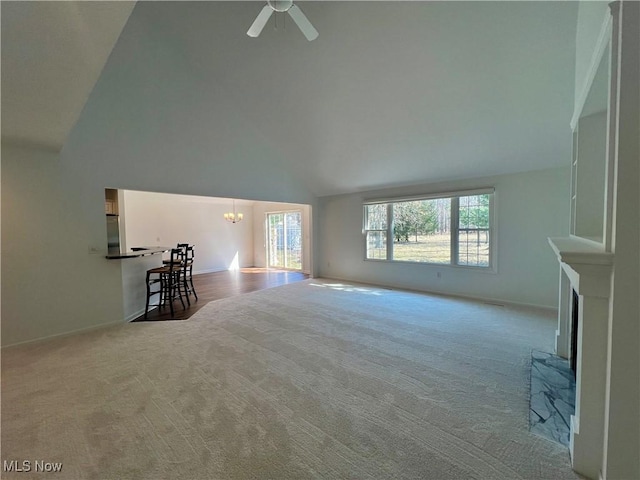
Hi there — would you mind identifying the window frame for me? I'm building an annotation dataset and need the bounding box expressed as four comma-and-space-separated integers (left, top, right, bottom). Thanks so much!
363, 203, 392, 260
362, 188, 496, 271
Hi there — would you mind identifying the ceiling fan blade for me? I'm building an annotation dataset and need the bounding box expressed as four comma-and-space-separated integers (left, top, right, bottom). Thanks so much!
287, 5, 318, 41
247, 5, 273, 38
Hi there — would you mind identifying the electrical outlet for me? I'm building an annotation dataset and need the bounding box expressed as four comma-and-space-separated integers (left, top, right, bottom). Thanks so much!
88, 246, 101, 255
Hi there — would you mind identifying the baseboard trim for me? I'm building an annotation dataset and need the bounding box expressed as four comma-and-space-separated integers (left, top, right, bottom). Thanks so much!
193, 267, 308, 276
192, 266, 257, 276
317, 274, 558, 312
1, 319, 125, 350
193, 267, 228, 275
125, 306, 155, 323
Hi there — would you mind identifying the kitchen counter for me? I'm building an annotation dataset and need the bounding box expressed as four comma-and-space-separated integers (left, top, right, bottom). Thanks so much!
105, 246, 171, 259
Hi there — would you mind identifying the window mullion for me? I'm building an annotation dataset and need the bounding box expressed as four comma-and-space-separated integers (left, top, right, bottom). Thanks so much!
387, 203, 394, 261
488, 195, 494, 268
451, 197, 459, 266
364, 192, 492, 268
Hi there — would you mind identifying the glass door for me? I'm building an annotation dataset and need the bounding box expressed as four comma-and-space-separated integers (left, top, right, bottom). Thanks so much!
267, 211, 303, 270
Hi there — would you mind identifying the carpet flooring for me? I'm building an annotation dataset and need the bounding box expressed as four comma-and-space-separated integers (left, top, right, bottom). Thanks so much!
1, 279, 579, 479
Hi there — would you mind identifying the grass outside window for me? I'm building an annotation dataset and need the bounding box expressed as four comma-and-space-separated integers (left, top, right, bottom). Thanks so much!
363, 191, 493, 269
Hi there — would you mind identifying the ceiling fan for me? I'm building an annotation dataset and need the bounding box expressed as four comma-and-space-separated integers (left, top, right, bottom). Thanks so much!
247, 0, 318, 41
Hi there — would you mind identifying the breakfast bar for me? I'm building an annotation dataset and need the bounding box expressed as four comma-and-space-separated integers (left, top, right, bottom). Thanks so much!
105, 246, 171, 321
105, 246, 171, 259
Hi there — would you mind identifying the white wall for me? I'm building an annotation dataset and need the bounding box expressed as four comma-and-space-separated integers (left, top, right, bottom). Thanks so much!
2, 5, 315, 345
119, 191, 256, 321
121, 191, 316, 275
1, 131, 318, 347
0, 4, 319, 346
575, 110, 607, 241
574, 2, 610, 110
121, 254, 162, 322
317, 167, 570, 308
122, 190, 254, 273
2, 143, 125, 346
59, 3, 316, 208
102, 191, 316, 321
252, 202, 312, 274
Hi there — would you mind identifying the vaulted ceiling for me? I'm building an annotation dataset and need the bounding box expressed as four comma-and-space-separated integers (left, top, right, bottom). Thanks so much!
2, 1, 578, 196
1, 1, 135, 150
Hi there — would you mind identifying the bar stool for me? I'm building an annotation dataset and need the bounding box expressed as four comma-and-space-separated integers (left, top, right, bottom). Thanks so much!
164, 243, 198, 305
163, 244, 187, 267
180, 244, 198, 304
144, 248, 185, 319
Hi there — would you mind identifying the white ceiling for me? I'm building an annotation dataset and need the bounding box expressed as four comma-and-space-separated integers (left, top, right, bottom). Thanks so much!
2, 1, 578, 196
1, 1, 135, 150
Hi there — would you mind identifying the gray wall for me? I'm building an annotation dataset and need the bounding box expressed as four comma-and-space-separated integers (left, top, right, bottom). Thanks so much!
316, 167, 570, 308
2, 143, 125, 345
1, 1, 570, 345
0, 144, 315, 347
0, 4, 317, 346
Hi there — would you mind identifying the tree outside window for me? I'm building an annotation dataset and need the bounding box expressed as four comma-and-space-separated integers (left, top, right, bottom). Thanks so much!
363, 192, 493, 268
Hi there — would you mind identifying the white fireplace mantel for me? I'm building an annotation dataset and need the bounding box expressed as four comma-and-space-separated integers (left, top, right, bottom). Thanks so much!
548, 236, 613, 479
549, 236, 614, 297
548, 236, 613, 266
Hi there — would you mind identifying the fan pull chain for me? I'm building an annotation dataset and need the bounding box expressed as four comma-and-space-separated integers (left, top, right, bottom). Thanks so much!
273, 12, 286, 31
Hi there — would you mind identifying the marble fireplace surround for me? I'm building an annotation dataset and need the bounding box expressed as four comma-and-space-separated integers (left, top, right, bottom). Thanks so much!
548, 237, 613, 479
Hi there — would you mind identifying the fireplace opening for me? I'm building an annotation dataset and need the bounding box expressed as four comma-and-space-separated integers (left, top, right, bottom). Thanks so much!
570, 289, 579, 377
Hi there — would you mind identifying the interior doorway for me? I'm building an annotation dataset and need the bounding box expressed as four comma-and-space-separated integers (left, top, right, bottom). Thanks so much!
267, 211, 303, 271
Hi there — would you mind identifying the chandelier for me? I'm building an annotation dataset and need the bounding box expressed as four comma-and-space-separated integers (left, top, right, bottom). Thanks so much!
224, 199, 244, 224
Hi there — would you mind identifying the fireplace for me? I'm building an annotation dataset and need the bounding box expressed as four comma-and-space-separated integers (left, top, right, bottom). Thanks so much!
548, 236, 613, 479
570, 289, 579, 377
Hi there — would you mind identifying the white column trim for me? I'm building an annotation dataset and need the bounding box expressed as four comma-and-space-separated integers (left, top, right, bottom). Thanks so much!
549, 236, 613, 479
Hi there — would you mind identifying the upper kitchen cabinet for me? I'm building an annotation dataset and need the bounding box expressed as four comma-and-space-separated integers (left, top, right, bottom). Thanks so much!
105, 188, 119, 215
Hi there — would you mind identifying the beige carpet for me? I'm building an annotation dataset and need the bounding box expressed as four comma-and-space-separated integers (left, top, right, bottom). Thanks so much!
1, 279, 579, 479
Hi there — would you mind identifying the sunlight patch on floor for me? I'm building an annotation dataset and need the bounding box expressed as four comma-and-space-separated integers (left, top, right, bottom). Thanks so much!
309, 282, 383, 295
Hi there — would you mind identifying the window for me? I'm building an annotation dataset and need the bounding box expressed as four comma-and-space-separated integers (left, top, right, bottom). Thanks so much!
267, 211, 303, 270
363, 190, 494, 268
457, 194, 491, 267
364, 203, 387, 260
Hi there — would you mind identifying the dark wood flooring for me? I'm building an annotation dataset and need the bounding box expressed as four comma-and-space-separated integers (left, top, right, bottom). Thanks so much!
133, 268, 309, 322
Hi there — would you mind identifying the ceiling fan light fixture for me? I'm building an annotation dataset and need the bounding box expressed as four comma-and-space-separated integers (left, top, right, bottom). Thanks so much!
247, 1, 318, 41
268, 0, 293, 13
